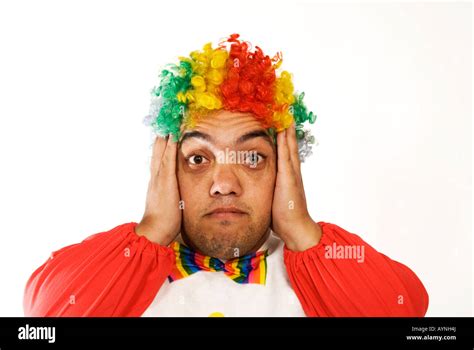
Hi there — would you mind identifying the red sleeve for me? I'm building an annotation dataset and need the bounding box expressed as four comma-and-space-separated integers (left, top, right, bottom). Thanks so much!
23, 222, 175, 317
283, 222, 429, 317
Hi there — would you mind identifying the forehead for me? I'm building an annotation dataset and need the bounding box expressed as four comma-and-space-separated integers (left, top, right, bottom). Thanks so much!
180, 110, 272, 146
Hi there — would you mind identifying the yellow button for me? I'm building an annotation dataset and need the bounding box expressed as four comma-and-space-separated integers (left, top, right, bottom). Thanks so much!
208, 312, 225, 317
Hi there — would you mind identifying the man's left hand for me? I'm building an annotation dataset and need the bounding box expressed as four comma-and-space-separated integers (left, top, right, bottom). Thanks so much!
271, 123, 322, 252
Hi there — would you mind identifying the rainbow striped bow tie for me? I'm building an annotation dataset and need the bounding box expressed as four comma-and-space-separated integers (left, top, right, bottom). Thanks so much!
168, 241, 268, 285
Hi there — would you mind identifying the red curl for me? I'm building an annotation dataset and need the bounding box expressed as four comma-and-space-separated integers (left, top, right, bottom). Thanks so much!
219, 34, 278, 126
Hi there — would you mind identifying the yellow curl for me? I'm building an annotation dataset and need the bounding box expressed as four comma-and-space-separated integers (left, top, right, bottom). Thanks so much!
274, 71, 295, 105
181, 42, 229, 125
272, 110, 294, 131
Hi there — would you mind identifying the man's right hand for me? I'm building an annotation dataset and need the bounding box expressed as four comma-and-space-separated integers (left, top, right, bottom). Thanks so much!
135, 135, 181, 246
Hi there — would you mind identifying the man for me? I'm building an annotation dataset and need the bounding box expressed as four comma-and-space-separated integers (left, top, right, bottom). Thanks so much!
24, 34, 429, 317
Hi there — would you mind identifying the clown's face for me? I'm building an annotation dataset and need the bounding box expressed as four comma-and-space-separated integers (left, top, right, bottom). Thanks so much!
177, 110, 277, 260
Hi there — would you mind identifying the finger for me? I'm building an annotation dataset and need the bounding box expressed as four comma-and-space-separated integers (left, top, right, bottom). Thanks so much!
161, 133, 178, 177
276, 129, 291, 175
287, 122, 302, 181
151, 135, 168, 176
285, 124, 307, 204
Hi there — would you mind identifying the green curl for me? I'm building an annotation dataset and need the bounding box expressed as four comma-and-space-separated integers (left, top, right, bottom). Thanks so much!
149, 60, 194, 141
290, 92, 317, 140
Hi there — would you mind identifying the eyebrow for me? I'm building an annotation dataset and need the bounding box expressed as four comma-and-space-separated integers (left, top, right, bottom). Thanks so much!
237, 130, 274, 147
179, 131, 212, 145
179, 129, 274, 148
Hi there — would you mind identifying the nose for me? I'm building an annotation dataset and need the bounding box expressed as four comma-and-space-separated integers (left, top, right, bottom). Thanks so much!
209, 164, 242, 197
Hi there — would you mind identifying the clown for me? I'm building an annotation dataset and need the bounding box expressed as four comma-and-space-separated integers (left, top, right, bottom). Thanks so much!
24, 34, 429, 317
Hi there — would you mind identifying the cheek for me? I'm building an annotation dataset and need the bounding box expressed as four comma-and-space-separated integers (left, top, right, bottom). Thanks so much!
244, 170, 276, 213
177, 165, 197, 211
177, 163, 212, 215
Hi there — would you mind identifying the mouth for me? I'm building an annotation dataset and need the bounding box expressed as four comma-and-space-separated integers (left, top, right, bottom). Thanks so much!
204, 207, 248, 220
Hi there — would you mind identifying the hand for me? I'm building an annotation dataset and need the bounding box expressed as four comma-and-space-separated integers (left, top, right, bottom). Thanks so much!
135, 135, 181, 246
271, 123, 322, 252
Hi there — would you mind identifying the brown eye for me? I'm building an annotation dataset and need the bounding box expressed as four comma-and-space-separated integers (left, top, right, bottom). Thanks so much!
188, 154, 209, 165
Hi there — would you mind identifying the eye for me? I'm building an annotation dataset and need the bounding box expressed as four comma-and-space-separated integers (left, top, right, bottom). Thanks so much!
187, 154, 209, 166
244, 152, 265, 168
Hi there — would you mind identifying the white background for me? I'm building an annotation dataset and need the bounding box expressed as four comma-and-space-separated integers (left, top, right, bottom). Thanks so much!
0, 0, 471, 316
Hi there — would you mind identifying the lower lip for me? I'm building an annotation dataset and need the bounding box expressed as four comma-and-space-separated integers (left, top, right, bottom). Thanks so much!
207, 212, 247, 219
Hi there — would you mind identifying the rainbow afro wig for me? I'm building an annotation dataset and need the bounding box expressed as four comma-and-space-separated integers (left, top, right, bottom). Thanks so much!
143, 33, 318, 161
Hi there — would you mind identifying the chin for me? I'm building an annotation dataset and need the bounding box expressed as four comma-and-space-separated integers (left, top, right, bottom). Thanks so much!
185, 228, 252, 259
183, 215, 269, 259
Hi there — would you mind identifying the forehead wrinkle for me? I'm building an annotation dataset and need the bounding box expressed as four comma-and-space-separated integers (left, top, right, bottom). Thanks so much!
180, 112, 274, 151
183, 131, 271, 151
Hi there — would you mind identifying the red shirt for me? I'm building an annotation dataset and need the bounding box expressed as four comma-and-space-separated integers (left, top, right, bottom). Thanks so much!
24, 221, 429, 317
